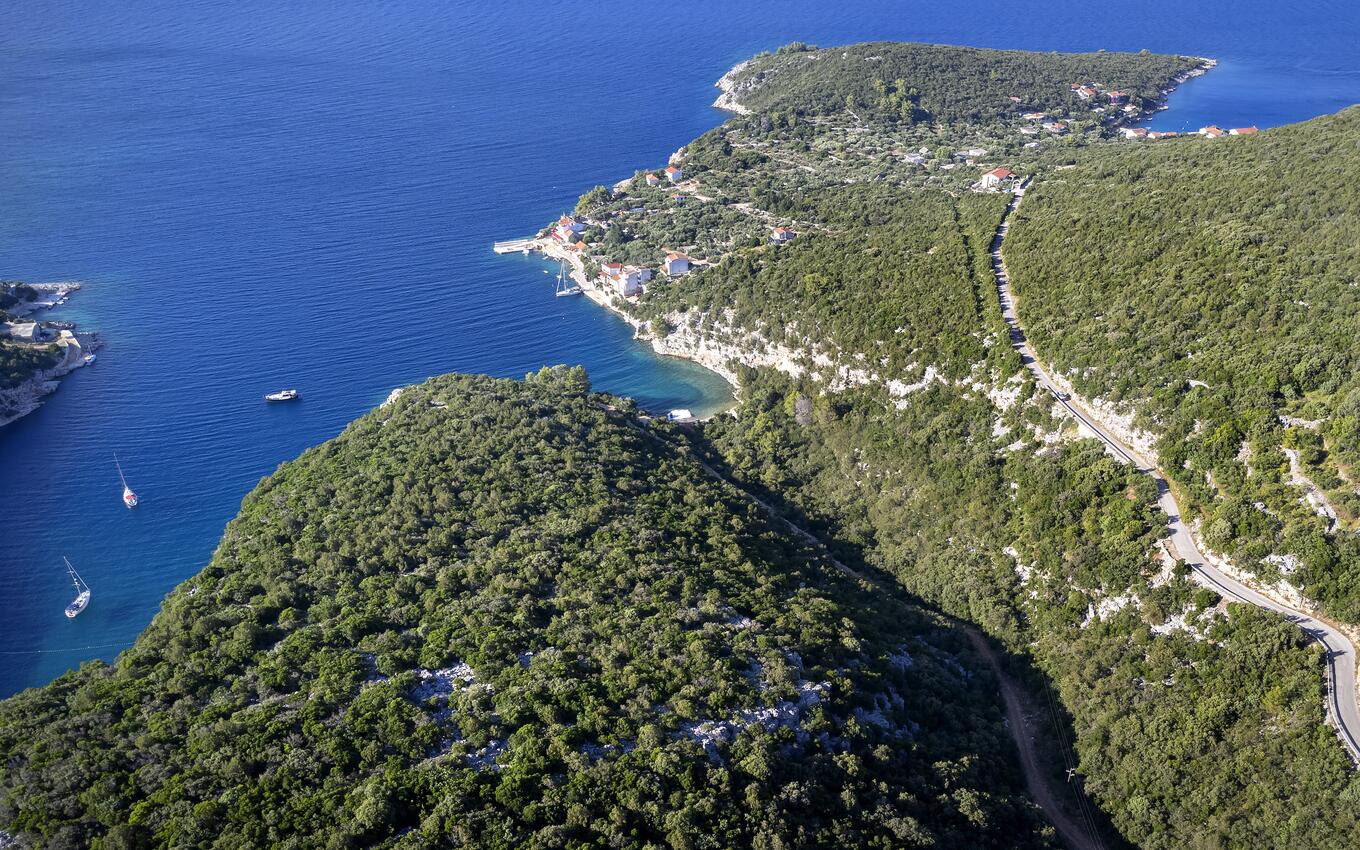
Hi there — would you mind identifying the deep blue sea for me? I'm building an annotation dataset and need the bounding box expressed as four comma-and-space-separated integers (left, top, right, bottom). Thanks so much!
2, 0, 1358, 696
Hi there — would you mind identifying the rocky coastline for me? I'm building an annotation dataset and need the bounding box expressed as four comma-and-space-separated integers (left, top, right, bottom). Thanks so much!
0, 282, 100, 429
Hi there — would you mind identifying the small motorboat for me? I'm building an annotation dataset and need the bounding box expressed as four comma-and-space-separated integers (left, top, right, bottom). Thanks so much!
265, 389, 300, 402
83, 353, 97, 365
63, 557, 91, 618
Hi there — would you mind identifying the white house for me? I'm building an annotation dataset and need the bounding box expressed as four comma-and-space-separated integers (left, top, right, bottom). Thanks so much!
644, 172, 661, 186
664, 252, 691, 276
771, 226, 796, 244
664, 165, 683, 183
1, 321, 46, 342
616, 268, 644, 297
1106, 90, 1128, 104
903, 153, 927, 164
602, 263, 651, 297
979, 167, 1014, 189
1228, 126, 1260, 136
1198, 125, 1226, 138
1118, 127, 1149, 139
1073, 85, 1097, 100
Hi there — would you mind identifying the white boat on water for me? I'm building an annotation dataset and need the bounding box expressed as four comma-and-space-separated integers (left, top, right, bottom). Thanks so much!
63, 557, 91, 618
554, 260, 581, 297
83, 353, 97, 365
115, 453, 138, 508
265, 389, 300, 402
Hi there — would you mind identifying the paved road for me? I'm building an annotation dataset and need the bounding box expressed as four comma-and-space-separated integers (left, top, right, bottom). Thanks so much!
990, 189, 1360, 764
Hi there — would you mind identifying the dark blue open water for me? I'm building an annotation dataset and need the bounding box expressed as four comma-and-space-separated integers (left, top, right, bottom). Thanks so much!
3, 0, 1358, 695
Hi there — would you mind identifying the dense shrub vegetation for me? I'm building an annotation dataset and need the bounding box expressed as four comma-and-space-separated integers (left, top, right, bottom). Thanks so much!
726, 42, 1201, 125
1004, 106, 1360, 620
698, 371, 1360, 850
0, 371, 1057, 849
6, 41, 1358, 850
0, 343, 58, 391
638, 185, 1010, 379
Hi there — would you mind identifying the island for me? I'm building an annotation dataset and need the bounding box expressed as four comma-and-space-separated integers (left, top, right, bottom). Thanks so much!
6, 40, 1360, 850
0, 281, 99, 428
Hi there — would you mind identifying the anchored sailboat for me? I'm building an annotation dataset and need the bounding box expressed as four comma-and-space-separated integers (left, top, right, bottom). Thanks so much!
114, 453, 138, 508
63, 557, 91, 618
554, 259, 581, 297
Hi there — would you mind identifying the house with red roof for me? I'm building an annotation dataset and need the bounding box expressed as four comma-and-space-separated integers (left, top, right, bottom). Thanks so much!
771, 226, 796, 244
664, 165, 683, 183
1228, 126, 1260, 135
979, 167, 1015, 189
664, 252, 690, 276
1198, 125, 1227, 138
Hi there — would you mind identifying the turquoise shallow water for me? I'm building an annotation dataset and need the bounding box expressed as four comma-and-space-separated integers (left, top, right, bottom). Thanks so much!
2, 0, 1358, 696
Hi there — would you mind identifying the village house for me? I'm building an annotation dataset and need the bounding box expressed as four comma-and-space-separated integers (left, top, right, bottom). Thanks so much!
553, 215, 586, 241
1106, 91, 1128, 104
954, 147, 989, 159
771, 226, 796, 244
602, 263, 651, 297
664, 164, 683, 183
979, 167, 1015, 189
1, 321, 50, 342
1228, 126, 1260, 135
1147, 131, 1179, 139
1022, 112, 1047, 121
1118, 127, 1149, 139
644, 172, 661, 186
1073, 85, 1096, 100
1198, 125, 1227, 138
1041, 121, 1068, 134
664, 252, 690, 276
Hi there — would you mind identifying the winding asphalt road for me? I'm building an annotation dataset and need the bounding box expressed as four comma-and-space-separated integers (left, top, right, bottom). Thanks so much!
990, 188, 1360, 765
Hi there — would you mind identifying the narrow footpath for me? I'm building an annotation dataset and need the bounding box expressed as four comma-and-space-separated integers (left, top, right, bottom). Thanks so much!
990, 187, 1360, 764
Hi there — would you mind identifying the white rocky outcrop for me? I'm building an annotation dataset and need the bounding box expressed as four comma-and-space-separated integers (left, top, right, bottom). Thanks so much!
712, 60, 755, 115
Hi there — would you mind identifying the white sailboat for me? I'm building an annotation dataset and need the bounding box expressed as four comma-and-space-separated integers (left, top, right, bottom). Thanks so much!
554, 259, 581, 297
115, 453, 138, 508
63, 557, 91, 618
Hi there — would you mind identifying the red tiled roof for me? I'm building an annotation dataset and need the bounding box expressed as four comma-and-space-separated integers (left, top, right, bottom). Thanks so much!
987, 168, 1014, 179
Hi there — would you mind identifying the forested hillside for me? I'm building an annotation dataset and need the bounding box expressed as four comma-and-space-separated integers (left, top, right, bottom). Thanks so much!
1004, 106, 1360, 621
0, 370, 1056, 849
557, 41, 1360, 849
723, 42, 1202, 125
697, 370, 1360, 850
